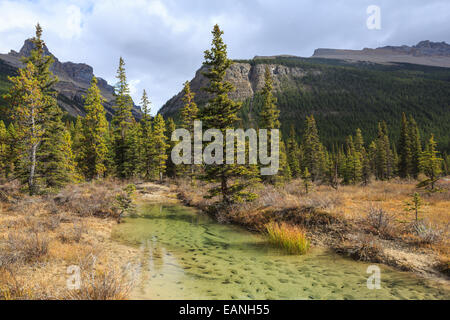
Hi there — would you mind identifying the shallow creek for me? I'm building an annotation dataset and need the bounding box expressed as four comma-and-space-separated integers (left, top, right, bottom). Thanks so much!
112, 203, 449, 300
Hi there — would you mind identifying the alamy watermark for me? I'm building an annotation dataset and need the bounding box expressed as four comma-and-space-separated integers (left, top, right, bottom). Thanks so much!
367, 265, 381, 290
367, 5, 381, 30
171, 121, 280, 176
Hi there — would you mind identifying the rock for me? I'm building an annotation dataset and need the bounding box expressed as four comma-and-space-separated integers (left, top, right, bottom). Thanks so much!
159, 61, 309, 118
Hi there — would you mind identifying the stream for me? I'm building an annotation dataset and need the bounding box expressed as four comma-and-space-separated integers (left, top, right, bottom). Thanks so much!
112, 203, 449, 300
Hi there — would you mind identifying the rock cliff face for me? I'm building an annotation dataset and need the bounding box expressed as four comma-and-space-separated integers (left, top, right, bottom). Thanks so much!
159, 61, 311, 118
0, 39, 141, 120
313, 41, 450, 68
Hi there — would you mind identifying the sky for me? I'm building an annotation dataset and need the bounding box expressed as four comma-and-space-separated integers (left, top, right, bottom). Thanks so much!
0, 0, 449, 114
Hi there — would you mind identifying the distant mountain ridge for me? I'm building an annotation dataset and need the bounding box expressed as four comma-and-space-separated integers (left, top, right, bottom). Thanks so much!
0, 39, 142, 120
312, 40, 450, 68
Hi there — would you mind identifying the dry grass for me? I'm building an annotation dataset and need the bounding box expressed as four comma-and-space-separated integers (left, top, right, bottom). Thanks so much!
62, 268, 133, 300
265, 222, 310, 255
0, 179, 137, 300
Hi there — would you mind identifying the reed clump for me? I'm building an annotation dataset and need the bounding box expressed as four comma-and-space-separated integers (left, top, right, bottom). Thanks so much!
265, 222, 310, 255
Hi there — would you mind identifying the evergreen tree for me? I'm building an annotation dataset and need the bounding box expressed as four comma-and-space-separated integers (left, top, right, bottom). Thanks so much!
200, 24, 258, 203
80, 77, 109, 179
374, 122, 393, 180
138, 90, 155, 180
4, 62, 44, 194
181, 81, 199, 132
301, 115, 326, 182
408, 116, 422, 179
152, 114, 168, 181
39, 116, 77, 190
123, 122, 141, 178
258, 66, 288, 183
419, 135, 442, 190
165, 118, 178, 178
180, 81, 200, 180
398, 113, 412, 178
27, 24, 75, 190
112, 57, 135, 178
286, 125, 301, 178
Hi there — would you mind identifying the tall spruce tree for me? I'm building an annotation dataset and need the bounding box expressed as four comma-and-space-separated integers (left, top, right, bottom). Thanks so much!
152, 114, 168, 181
165, 118, 178, 178
258, 66, 289, 183
80, 77, 109, 179
112, 57, 135, 178
398, 113, 412, 178
419, 135, 442, 190
301, 115, 326, 182
200, 24, 258, 203
286, 125, 301, 178
139, 90, 155, 180
408, 116, 422, 179
180, 81, 199, 180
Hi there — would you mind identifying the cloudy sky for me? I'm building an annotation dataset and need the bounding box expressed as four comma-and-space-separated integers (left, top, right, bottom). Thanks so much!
0, 0, 449, 113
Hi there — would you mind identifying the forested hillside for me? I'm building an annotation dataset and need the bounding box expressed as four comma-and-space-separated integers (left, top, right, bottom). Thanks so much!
163, 56, 450, 152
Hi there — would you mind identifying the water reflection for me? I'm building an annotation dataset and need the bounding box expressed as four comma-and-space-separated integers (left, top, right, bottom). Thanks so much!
113, 204, 449, 300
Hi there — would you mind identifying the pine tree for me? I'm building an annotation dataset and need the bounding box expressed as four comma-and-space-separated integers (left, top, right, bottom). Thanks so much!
112, 57, 135, 178
80, 77, 109, 179
419, 135, 442, 190
152, 114, 168, 181
301, 115, 326, 182
138, 90, 155, 180
165, 118, 178, 178
345, 136, 362, 184
398, 113, 412, 178
4, 62, 44, 194
180, 81, 200, 181
181, 81, 199, 132
123, 122, 141, 178
39, 116, 77, 190
200, 24, 258, 203
408, 116, 422, 179
25, 24, 73, 191
374, 122, 393, 180
286, 125, 301, 178
258, 66, 288, 183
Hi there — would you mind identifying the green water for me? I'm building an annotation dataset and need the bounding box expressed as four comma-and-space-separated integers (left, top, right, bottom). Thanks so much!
112, 203, 449, 300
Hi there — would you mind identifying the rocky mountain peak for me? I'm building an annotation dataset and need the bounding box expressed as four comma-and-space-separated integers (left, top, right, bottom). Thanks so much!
0, 39, 142, 120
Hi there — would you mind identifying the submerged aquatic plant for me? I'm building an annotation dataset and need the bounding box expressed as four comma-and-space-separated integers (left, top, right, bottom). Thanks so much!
265, 222, 310, 255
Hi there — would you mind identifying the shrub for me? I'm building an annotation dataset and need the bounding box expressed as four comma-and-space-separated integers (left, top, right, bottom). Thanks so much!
409, 221, 444, 245
365, 207, 395, 239
340, 234, 384, 263
265, 222, 310, 255
6, 232, 49, 263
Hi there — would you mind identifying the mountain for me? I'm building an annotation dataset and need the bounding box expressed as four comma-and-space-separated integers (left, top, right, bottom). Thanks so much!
160, 45, 450, 152
0, 39, 142, 121
312, 41, 450, 68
